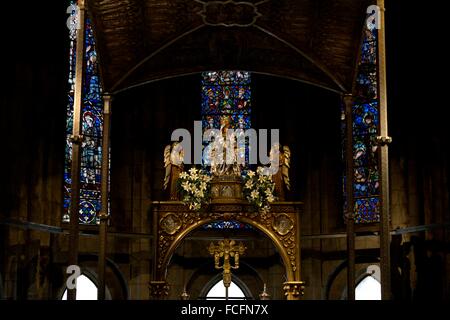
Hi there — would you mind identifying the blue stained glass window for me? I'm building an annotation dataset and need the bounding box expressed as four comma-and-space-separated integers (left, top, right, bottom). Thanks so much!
342, 16, 380, 224
201, 71, 252, 229
203, 220, 252, 230
64, 2, 108, 224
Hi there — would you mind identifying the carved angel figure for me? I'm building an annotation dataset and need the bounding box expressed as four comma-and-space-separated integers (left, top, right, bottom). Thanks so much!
163, 142, 184, 200
270, 143, 291, 200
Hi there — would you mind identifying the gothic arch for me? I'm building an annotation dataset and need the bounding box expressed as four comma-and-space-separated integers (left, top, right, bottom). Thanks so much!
324, 255, 379, 300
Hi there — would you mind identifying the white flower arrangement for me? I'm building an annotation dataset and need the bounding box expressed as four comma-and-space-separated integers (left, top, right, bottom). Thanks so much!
243, 167, 276, 212
177, 167, 212, 211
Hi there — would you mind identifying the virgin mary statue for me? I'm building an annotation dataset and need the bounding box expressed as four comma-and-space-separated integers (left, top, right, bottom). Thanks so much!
210, 115, 241, 177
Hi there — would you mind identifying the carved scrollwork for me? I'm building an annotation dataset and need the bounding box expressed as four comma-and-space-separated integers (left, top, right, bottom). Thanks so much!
196, 0, 264, 27
283, 281, 306, 300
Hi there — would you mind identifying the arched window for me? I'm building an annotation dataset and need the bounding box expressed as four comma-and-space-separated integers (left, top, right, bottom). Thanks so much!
355, 276, 381, 300
342, 15, 380, 224
63, 1, 109, 224
61, 274, 98, 300
201, 71, 252, 229
205, 280, 247, 300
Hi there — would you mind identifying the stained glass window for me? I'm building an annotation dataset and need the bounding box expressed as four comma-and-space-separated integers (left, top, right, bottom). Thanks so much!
201, 71, 252, 167
63, 2, 108, 224
201, 71, 251, 229
342, 16, 380, 224
203, 220, 251, 230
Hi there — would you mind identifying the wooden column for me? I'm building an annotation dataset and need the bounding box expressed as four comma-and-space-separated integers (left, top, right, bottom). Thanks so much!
376, 0, 392, 300
98, 94, 112, 300
67, 0, 86, 301
150, 205, 159, 299
344, 94, 355, 300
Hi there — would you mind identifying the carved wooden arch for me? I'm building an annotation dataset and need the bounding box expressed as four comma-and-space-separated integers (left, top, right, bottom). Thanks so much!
150, 201, 306, 300
161, 216, 295, 281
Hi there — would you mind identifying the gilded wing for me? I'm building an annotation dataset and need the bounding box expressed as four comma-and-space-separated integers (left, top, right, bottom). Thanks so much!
282, 145, 291, 191
163, 144, 172, 190
171, 142, 184, 167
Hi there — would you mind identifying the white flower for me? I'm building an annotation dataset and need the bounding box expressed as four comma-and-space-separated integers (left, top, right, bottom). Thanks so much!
257, 166, 264, 174
245, 180, 253, 189
250, 190, 259, 199
181, 181, 190, 191
190, 172, 198, 180
180, 172, 188, 179
200, 182, 207, 191
197, 191, 204, 198
265, 188, 272, 196
189, 167, 198, 175
267, 195, 275, 203
247, 170, 255, 178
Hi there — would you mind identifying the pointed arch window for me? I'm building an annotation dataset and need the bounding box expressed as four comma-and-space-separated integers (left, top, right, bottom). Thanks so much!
205, 280, 247, 300
355, 276, 381, 300
61, 274, 98, 300
63, 2, 109, 224
342, 15, 381, 224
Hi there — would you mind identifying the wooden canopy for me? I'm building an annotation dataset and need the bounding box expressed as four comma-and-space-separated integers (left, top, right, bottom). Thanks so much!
87, 0, 373, 93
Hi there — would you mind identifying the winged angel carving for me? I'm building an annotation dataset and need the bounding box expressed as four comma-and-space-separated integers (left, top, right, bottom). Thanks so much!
270, 143, 291, 201
163, 142, 184, 200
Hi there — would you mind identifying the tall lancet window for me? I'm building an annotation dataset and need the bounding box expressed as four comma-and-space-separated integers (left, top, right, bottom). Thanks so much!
342, 15, 380, 224
63, 2, 107, 224
201, 71, 252, 230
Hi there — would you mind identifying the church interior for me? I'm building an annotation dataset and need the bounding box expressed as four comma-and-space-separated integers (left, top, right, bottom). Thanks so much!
0, 0, 449, 301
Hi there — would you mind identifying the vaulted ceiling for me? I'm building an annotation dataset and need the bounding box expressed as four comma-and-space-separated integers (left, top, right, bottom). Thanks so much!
87, 0, 374, 94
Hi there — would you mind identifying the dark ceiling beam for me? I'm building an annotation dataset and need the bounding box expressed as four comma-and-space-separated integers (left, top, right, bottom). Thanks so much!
253, 24, 348, 92
110, 24, 348, 93
110, 24, 206, 92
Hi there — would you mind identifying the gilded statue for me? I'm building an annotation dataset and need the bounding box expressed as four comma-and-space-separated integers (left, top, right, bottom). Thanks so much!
209, 115, 241, 177
163, 141, 184, 200
270, 143, 291, 200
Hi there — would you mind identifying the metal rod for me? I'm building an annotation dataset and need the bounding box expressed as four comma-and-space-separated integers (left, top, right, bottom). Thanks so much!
97, 94, 112, 300
377, 0, 392, 300
225, 285, 229, 301
344, 94, 355, 300
67, 0, 86, 301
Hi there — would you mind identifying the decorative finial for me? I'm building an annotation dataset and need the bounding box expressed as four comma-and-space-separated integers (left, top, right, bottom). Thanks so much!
180, 288, 190, 300
259, 283, 270, 300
